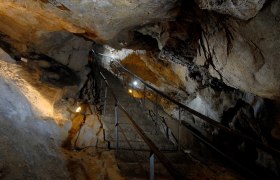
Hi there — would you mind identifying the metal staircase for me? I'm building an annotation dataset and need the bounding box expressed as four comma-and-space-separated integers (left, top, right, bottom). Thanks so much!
77, 49, 280, 180
102, 70, 175, 150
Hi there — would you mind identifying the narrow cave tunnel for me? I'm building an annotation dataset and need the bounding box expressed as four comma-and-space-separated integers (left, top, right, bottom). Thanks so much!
0, 0, 280, 179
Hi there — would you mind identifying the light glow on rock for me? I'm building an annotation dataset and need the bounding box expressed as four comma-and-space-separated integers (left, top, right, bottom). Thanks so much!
75, 106, 82, 113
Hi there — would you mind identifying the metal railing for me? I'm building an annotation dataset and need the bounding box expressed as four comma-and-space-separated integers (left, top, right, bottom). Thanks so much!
95, 64, 182, 179
93, 50, 280, 179
95, 51, 280, 156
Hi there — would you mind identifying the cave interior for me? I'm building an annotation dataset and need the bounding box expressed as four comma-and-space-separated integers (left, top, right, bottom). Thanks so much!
0, 0, 280, 179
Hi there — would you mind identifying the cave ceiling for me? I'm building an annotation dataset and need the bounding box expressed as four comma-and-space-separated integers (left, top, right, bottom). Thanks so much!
0, 0, 279, 99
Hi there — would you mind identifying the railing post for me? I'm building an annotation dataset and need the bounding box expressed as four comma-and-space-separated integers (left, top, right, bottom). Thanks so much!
150, 152, 155, 180
115, 102, 119, 155
103, 84, 107, 115
178, 107, 181, 151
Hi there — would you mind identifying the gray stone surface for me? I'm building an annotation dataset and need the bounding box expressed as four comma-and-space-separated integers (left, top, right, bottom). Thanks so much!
197, 0, 280, 99
0, 48, 16, 63
194, 0, 266, 20
36, 31, 92, 71
0, 74, 69, 179
0, 0, 177, 71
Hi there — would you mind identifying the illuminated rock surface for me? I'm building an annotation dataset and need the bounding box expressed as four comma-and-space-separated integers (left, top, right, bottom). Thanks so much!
0, 0, 280, 179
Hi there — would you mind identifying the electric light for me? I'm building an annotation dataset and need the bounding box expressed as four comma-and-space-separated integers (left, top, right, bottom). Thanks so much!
75, 106, 81, 112
133, 81, 138, 86
128, 89, 133, 93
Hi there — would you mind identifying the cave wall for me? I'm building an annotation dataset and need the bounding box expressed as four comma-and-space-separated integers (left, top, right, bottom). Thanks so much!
196, 0, 280, 99
1, 0, 279, 99
0, 0, 279, 176
190, 0, 280, 143
0, 0, 278, 138
194, 0, 266, 20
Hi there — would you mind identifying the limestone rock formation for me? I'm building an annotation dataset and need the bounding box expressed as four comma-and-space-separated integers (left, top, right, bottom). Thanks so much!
0, 0, 280, 178
0, 0, 177, 71
194, 0, 266, 20
196, 0, 280, 99
0, 48, 15, 63
0, 0, 278, 99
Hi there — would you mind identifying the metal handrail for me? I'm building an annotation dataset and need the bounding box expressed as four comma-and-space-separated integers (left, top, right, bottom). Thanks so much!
94, 51, 280, 159
118, 103, 182, 179
98, 70, 182, 179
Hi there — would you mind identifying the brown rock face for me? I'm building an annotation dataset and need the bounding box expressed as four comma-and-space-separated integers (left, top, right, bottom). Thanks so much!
0, 0, 176, 42
0, 0, 279, 100
0, 0, 177, 70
